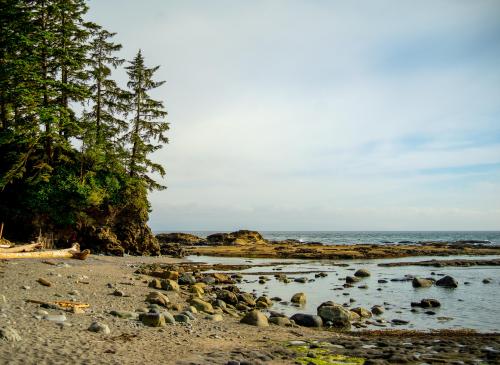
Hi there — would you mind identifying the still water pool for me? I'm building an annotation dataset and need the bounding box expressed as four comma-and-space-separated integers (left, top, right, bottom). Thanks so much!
187, 255, 500, 332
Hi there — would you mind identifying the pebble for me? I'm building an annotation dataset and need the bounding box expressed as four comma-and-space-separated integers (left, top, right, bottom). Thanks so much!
88, 321, 111, 334
37, 278, 52, 287
0, 327, 22, 342
43, 313, 66, 322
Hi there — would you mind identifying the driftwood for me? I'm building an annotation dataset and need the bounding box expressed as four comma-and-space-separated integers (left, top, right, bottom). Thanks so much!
0, 242, 42, 253
0, 243, 90, 260
26, 299, 90, 311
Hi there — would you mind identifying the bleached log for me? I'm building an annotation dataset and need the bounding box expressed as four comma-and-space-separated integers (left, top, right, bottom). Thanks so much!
0, 243, 90, 260
0, 242, 42, 253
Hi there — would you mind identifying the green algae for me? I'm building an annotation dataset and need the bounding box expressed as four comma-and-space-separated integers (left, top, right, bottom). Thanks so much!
287, 342, 364, 365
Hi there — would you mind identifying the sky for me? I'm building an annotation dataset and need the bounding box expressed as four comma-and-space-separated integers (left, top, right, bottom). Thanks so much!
87, 0, 500, 231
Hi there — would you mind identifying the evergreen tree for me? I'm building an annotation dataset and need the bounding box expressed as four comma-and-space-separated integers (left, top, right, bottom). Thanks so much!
124, 50, 169, 190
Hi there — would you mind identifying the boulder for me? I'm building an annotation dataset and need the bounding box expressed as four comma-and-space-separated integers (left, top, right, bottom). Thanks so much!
290, 313, 323, 328
371, 305, 385, 315
216, 290, 239, 305
189, 298, 214, 313
148, 279, 162, 289
238, 293, 256, 306
206, 230, 267, 246
178, 273, 196, 285
155, 233, 205, 245
354, 268, 371, 278
269, 316, 293, 326
150, 270, 179, 281
412, 278, 433, 288
345, 276, 360, 284
240, 310, 269, 327
351, 307, 372, 318
317, 302, 351, 330
140, 313, 166, 327
160, 279, 180, 292
436, 275, 458, 288
145, 291, 170, 307
290, 292, 306, 304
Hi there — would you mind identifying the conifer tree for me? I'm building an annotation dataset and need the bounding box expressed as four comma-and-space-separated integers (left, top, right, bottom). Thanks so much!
83, 25, 127, 168
124, 50, 169, 190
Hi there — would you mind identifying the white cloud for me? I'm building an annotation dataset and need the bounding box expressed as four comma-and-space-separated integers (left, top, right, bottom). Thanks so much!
87, 0, 500, 230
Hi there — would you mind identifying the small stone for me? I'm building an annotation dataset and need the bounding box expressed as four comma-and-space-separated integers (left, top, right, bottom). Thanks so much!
205, 314, 223, 322
43, 313, 66, 322
290, 292, 306, 304
112, 289, 125, 297
88, 322, 110, 334
37, 278, 52, 287
351, 307, 372, 318
483, 278, 492, 284
0, 327, 22, 342
162, 311, 175, 324
294, 277, 307, 283
110, 310, 139, 320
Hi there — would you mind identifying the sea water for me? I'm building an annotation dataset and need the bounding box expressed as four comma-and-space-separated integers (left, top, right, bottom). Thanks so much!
167, 231, 500, 246
188, 254, 500, 332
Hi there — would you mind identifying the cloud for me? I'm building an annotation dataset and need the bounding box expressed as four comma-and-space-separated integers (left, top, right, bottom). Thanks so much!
87, 0, 500, 230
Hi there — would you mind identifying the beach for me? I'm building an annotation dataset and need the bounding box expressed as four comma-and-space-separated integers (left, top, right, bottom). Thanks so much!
1, 250, 499, 364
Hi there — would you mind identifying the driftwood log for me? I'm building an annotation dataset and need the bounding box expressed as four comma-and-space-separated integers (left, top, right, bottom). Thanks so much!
0, 243, 90, 260
0, 242, 42, 253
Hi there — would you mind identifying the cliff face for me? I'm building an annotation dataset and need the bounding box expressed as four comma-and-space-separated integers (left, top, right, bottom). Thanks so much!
0, 171, 160, 256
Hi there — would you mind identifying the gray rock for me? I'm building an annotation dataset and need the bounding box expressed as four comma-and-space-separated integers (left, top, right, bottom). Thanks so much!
110, 310, 139, 320
290, 313, 323, 328
240, 310, 269, 327
354, 268, 370, 278
0, 327, 21, 342
371, 305, 385, 315
179, 273, 197, 285
112, 289, 125, 296
436, 275, 458, 288
346, 276, 360, 284
317, 302, 350, 329
174, 314, 190, 323
269, 316, 293, 326
88, 322, 110, 334
43, 313, 66, 322
162, 311, 176, 324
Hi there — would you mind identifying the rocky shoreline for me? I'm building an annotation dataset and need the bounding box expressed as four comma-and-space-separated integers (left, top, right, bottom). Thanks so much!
1, 253, 498, 364
155, 230, 500, 260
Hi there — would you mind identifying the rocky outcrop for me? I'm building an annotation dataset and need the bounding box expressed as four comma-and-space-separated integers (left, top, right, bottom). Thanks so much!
206, 230, 268, 245
156, 233, 206, 245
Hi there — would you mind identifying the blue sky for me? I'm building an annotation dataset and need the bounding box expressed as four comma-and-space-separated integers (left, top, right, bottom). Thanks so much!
87, 0, 500, 231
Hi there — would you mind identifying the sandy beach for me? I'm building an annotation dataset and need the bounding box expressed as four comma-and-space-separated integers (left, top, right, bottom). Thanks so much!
1, 254, 498, 364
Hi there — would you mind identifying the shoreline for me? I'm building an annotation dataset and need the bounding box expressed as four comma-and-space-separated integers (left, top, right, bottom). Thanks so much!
1, 253, 499, 364
185, 242, 500, 260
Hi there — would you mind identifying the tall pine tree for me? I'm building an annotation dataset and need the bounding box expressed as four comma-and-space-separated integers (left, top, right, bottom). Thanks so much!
124, 50, 169, 190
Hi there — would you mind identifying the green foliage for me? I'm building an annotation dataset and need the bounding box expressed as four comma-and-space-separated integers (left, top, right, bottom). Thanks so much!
0, 0, 169, 242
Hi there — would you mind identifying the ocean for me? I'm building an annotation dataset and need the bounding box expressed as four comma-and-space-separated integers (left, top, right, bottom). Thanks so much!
159, 231, 500, 246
